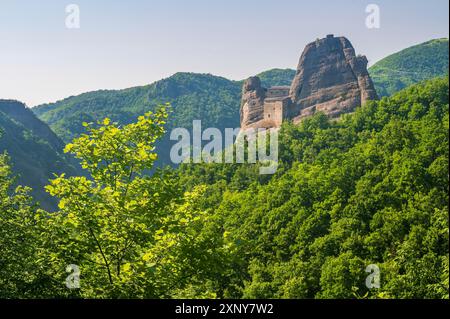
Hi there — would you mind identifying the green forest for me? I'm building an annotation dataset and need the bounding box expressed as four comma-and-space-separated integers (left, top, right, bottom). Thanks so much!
1, 77, 448, 298
369, 38, 449, 97
0, 100, 81, 210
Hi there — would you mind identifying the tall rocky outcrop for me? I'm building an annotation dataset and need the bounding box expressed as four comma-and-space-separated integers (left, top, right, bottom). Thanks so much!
240, 76, 266, 128
289, 35, 378, 121
240, 35, 378, 129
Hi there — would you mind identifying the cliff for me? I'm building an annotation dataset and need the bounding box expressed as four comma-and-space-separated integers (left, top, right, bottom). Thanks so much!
0, 99, 81, 210
240, 35, 378, 129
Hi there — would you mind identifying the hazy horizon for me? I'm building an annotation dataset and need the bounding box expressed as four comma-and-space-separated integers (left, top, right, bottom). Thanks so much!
1, 0, 448, 107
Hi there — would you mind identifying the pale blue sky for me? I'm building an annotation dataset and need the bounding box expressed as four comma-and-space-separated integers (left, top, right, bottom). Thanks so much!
0, 0, 448, 106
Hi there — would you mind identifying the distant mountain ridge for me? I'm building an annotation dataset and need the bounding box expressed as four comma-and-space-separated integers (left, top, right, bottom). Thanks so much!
0, 38, 447, 210
33, 73, 246, 170
30, 38, 449, 170
32, 70, 302, 170
255, 69, 296, 88
369, 38, 449, 96
0, 99, 80, 210
34, 73, 242, 142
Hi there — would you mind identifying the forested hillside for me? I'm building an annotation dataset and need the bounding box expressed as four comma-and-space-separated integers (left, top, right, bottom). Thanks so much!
33, 73, 243, 168
0, 0, 447, 303
369, 38, 449, 97
177, 77, 449, 298
34, 73, 242, 142
32, 70, 300, 169
256, 68, 296, 88
0, 100, 80, 210
33, 40, 449, 159
0, 77, 448, 298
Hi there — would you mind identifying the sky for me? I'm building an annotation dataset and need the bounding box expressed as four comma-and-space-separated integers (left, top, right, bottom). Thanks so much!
0, 0, 448, 107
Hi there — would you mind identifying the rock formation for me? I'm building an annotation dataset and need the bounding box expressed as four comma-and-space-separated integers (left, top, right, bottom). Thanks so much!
240, 76, 266, 128
240, 35, 378, 129
289, 35, 378, 121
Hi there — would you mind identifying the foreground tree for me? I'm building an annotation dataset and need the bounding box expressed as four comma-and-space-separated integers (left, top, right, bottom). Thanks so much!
44, 105, 218, 298
0, 154, 60, 297
0, 154, 35, 297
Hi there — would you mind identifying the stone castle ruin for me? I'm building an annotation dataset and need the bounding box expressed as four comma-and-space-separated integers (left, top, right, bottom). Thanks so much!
240, 35, 378, 129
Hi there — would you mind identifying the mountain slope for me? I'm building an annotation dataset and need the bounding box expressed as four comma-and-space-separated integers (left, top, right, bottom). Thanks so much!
33, 73, 246, 168
33, 71, 299, 169
176, 76, 449, 298
369, 38, 449, 96
34, 70, 300, 142
32, 39, 449, 169
0, 100, 80, 210
249, 39, 449, 98
256, 68, 296, 88
34, 73, 242, 143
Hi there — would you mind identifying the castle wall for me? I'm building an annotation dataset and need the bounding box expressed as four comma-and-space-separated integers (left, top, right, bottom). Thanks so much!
266, 86, 290, 99
263, 98, 290, 127
264, 101, 281, 126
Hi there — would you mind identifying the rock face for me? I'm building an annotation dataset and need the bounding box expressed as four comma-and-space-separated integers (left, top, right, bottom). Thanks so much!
240, 76, 266, 128
289, 35, 378, 121
240, 35, 378, 129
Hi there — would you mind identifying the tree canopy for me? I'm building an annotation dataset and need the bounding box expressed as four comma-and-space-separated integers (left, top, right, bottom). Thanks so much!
0, 78, 448, 298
